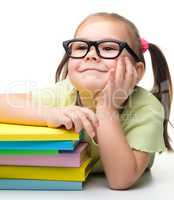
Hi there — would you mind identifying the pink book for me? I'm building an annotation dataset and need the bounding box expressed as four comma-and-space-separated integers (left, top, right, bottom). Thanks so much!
0, 143, 89, 167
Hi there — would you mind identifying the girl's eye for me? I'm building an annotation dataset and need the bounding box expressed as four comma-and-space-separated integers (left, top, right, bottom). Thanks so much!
102, 47, 116, 51
100, 42, 120, 51
76, 45, 88, 50
71, 42, 88, 51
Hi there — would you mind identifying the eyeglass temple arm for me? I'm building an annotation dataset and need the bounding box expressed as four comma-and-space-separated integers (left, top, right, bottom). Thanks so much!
125, 44, 141, 62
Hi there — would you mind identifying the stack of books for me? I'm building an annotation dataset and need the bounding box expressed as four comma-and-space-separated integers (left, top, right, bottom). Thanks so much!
0, 123, 93, 190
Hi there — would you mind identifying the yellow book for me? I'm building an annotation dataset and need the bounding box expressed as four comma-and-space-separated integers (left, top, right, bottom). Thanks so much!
0, 158, 92, 181
0, 123, 79, 141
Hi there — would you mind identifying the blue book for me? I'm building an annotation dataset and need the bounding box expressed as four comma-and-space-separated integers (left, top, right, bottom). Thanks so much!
0, 179, 83, 190
0, 140, 80, 150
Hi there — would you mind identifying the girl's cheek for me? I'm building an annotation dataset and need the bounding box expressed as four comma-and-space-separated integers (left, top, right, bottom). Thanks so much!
104, 60, 118, 70
68, 59, 81, 71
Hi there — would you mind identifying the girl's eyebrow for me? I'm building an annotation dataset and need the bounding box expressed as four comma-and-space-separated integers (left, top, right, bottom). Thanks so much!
74, 37, 88, 40
74, 37, 123, 41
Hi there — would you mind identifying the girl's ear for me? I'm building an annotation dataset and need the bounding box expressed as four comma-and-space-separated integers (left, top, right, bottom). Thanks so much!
135, 62, 145, 83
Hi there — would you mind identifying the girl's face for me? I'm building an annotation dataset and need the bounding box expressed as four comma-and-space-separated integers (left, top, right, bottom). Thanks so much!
67, 18, 135, 95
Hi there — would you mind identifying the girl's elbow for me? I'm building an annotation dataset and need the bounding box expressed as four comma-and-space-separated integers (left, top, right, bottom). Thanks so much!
107, 176, 137, 190
109, 182, 134, 190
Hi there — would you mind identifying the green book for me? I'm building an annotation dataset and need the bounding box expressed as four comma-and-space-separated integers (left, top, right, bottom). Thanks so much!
0, 150, 59, 155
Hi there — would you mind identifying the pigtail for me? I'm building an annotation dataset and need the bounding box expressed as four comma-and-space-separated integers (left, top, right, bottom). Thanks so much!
148, 43, 173, 150
55, 54, 68, 83
55, 54, 82, 107
54, 12, 174, 151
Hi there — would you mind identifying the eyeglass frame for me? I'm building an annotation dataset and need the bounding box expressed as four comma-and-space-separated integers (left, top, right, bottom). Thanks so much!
63, 38, 141, 62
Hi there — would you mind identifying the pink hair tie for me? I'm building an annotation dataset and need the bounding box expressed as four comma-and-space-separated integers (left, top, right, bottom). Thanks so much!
141, 38, 149, 53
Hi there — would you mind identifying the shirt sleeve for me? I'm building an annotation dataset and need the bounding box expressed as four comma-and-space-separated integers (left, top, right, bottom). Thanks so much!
89, 103, 167, 153
30, 84, 61, 107
124, 103, 167, 154
30, 79, 76, 108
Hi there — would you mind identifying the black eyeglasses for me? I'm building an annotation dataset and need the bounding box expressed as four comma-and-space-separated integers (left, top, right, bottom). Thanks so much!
63, 39, 141, 62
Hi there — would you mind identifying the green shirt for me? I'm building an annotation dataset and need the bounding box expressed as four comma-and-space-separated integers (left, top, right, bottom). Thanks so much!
31, 78, 167, 173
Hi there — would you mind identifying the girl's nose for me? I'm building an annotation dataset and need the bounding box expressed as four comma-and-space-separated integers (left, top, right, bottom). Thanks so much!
84, 46, 100, 62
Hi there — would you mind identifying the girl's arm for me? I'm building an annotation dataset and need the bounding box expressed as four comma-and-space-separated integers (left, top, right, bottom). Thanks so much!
0, 93, 48, 126
94, 57, 150, 189
96, 105, 150, 190
0, 93, 99, 137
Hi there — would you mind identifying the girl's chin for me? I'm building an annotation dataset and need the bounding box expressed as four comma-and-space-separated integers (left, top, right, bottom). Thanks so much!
77, 80, 105, 94
68, 74, 107, 93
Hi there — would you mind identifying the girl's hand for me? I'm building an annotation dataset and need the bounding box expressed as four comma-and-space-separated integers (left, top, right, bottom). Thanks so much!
44, 105, 99, 138
94, 57, 139, 111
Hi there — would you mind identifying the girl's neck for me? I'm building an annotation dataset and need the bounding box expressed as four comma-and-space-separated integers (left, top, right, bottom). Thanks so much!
78, 89, 97, 112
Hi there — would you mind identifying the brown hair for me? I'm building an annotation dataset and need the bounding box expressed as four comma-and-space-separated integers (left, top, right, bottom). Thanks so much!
55, 12, 173, 150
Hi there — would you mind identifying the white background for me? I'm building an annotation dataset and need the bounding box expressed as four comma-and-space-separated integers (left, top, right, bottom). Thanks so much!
0, 0, 173, 142
0, 0, 174, 91
0, 0, 174, 197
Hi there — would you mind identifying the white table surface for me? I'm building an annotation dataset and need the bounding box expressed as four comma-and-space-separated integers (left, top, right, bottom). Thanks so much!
0, 152, 174, 200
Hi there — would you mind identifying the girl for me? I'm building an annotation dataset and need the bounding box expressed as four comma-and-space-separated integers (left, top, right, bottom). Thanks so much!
0, 12, 173, 190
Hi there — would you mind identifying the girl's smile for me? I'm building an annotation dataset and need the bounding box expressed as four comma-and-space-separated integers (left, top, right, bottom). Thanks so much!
67, 19, 130, 94
78, 63, 108, 73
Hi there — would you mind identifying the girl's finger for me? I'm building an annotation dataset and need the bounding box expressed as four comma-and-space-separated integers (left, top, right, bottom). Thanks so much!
115, 58, 125, 86
46, 110, 73, 129
63, 110, 83, 133
80, 107, 99, 128
64, 106, 97, 138
76, 110, 96, 138
106, 67, 115, 91
109, 68, 115, 82
125, 57, 134, 88
61, 117, 73, 130
132, 65, 138, 87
